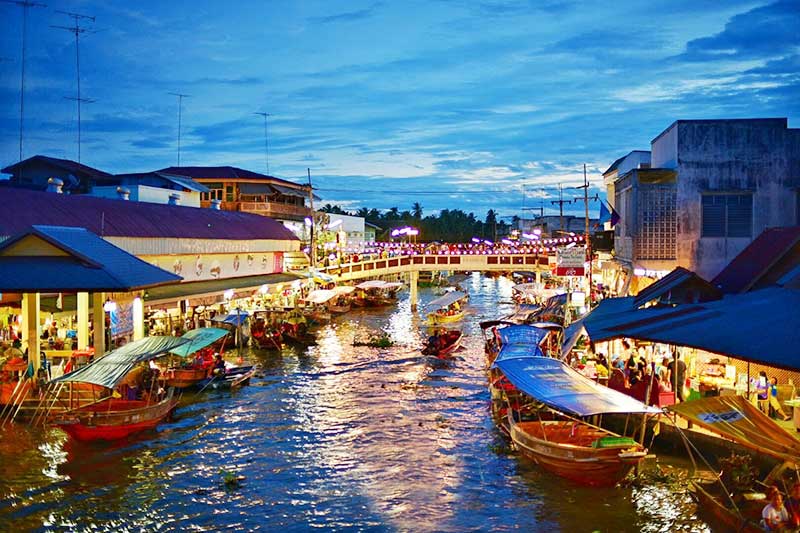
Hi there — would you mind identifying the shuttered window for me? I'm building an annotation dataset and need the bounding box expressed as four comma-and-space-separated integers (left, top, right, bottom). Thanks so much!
701, 193, 752, 238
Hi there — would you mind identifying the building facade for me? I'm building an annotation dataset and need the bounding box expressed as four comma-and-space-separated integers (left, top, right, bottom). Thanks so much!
608, 118, 800, 281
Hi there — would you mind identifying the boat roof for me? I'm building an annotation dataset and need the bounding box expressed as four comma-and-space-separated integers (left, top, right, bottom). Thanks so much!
169, 327, 229, 357
356, 280, 387, 289
427, 291, 468, 310
306, 289, 337, 304
333, 285, 355, 295
496, 324, 549, 347
494, 356, 660, 417
512, 283, 539, 295
51, 336, 188, 389
669, 396, 800, 462
212, 311, 249, 326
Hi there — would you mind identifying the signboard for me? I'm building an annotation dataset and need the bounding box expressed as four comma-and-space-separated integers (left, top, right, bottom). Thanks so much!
556, 247, 586, 277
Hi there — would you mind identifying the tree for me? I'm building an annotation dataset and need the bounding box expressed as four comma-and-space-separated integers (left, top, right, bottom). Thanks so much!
412, 202, 423, 220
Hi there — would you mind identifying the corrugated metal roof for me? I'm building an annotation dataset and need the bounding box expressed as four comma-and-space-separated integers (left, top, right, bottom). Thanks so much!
712, 227, 800, 294
0, 225, 182, 291
143, 272, 302, 304
1, 155, 114, 181
0, 188, 299, 241
633, 267, 721, 308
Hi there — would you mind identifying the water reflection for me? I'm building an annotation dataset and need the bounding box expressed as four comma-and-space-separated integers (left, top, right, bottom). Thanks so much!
0, 274, 711, 531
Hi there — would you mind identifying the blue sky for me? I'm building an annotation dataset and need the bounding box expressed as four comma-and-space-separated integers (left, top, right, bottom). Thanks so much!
1, 0, 798, 219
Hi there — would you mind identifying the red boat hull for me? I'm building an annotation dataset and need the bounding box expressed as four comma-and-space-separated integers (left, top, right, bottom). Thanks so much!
54, 396, 179, 442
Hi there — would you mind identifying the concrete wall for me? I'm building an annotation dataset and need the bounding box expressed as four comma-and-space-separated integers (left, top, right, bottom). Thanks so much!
670, 119, 800, 279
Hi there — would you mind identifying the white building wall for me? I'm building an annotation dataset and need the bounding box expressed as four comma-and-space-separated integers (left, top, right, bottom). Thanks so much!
91, 185, 201, 207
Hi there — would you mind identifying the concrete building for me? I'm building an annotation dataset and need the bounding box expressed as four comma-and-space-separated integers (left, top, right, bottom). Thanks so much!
324, 213, 374, 245
92, 172, 209, 207
517, 215, 600, 237
607, 118, 800, 281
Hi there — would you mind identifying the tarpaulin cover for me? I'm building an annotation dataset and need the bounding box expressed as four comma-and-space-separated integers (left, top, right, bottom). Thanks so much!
494, 356, 660, 417
427, 291, 467, 310
497, 324, 548, 347
169, 327, 229, 357
493, 343, 544, 363
51, 336, 188, 389
212, 311, 249, 326
561, 318, 586, 358
668, 396, 800, 461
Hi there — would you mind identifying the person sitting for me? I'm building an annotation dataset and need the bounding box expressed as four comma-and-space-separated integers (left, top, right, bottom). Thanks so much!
769, 377, 791, 421
757, 371, 770, 411
193, 352, 205, 369
763, 487, 791, 531
211, 354, 226, 376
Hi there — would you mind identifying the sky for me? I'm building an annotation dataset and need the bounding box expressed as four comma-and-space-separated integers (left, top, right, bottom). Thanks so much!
1, 0, 798, 219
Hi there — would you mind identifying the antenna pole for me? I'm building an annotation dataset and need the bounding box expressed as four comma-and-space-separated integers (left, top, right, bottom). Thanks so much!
52, 10, 95, 163
2, 0, 46, 166
308, 168, 316, 268
169, 92, 190, 165
550, 183, 572, 234
254, 112, 271, 174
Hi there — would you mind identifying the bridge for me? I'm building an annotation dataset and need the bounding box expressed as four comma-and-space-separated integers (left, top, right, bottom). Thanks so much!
316, 250, 564, 310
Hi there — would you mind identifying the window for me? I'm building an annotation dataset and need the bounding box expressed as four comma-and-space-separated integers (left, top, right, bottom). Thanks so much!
201, 182, 223, 202
701, 193, 752, 238
225, 185, 235, 203
635, 184, 677, 260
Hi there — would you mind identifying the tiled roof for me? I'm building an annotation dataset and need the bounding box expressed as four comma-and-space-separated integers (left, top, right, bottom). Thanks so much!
0, 225, 181, 292
1, 155, 114, 181
712, 226, 800, 294
0, 188, 298, 241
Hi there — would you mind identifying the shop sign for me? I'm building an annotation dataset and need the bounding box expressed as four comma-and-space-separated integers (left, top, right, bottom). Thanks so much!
556, 247, 585, 276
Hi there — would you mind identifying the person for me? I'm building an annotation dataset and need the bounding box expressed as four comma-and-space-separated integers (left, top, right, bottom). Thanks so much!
668, 352, 687, 402
657, 357, 672, 391
757, 371, 770, 408
763, 487, 790, 531
769, 377, 791, 421
211, 353, 226, 376
785, 482, 800, 528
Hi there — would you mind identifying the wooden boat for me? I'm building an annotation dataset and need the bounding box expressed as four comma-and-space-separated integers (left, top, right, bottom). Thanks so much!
508, 418, 646, 487
422, 330, 463, 358
426, 290, 468, 325
196, 365, 258, 390
690, 479, 763, 533
54, 389, 179, 442
161, 328, 230, 389
354, 280, 403, 307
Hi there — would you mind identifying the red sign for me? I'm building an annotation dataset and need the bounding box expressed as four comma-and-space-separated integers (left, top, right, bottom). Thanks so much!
555, 266, 585, 277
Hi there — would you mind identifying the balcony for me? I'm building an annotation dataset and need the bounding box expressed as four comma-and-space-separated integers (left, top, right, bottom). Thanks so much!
201, 200, 312, 221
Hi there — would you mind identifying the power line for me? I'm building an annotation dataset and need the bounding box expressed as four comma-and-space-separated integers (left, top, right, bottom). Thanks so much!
2, 0, 46, 166
254, 112, 271, 175
52, 10, 96, 163
169, 92, 190, 166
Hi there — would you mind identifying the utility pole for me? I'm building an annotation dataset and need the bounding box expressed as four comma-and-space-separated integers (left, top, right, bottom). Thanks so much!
254, 112, 271, 175
572, 164, 600, 308
307, 168, 316, 268
169, 92, 190, 166
2, 0, 46, 167
52, 10, 95, 164
550, 183, 572, 235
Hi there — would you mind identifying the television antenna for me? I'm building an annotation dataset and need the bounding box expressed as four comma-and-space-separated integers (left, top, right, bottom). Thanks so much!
52, 10, 96, 163
169, 92, 190, 166
253, 112, 272, 174
2, 0, 46, 165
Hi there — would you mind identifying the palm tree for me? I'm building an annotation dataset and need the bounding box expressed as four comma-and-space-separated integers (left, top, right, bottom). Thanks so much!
412, 202, 423, 220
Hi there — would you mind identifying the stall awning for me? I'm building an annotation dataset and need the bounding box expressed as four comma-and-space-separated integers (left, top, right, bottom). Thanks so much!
494, 356, 660, 417
169, 327, 229, 357
669, 396, 800, 461
51, 336, 188, 389
427, 291, 467, 310
270, 184, 320, 201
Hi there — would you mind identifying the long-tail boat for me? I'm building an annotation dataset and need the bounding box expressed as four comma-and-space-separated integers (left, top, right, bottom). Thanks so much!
47, 336, 189, 441
161, 327, 230, 388
493, 354, 659, 487
426, 290, 468, 325
669, 396, 800, 532
421, 330, 463, 358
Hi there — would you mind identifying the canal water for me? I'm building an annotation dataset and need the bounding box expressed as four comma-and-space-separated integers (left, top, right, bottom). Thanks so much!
0, 275, 712, 532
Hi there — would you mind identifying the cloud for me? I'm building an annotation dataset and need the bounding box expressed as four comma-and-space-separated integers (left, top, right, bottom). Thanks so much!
678, 0, 800, 62
309, 3, 383, 24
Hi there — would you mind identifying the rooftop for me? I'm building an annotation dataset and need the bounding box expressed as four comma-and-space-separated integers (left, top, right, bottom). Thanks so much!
2, 155, 115, 183
159, 166, 308, 190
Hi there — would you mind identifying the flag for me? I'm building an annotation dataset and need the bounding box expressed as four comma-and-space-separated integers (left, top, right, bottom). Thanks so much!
609, 203, 621, 227
596, 201, 621, 228
56, 292, 63, 310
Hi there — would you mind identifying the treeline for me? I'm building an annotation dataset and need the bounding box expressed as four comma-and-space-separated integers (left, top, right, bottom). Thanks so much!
319, 202, 512, 242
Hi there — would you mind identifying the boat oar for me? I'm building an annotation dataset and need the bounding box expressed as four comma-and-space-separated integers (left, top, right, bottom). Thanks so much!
197, 373, 220, 393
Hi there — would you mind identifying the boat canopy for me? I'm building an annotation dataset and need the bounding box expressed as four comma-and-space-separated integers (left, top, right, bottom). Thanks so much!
51, 336, 188, 389
333, 285, 355, 295
494, 356, 660, 417
494, 343, 544, 362
306, 289, 338, 304
382, 281, 404, 290
479, 319, 518, 330
169, 327, 229, 357
356, 280, 387, 290
427, 291, 468, 310
212, 311, 249, 326
669, 396, 800, 462
496, 324, 548, 346
512, 283, 539, 295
